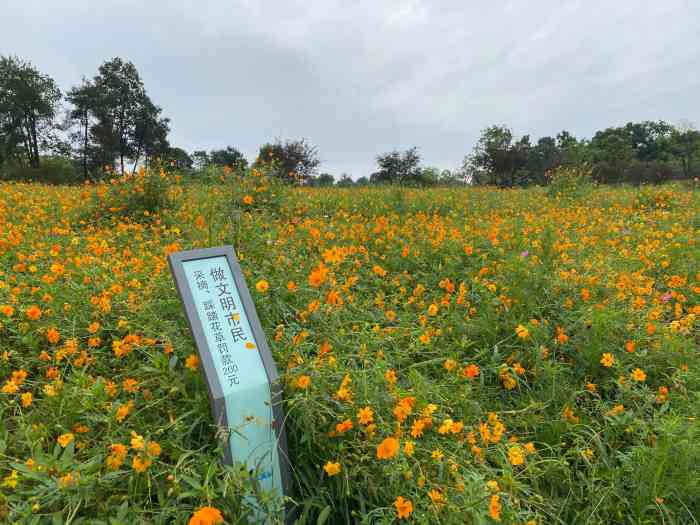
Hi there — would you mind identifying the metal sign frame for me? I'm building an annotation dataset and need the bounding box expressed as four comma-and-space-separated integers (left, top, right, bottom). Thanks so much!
168, 246, 292, 499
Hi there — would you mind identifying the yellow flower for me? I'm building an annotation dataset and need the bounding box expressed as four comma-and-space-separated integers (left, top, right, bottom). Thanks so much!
255, 279, 269, 293
185, 354, 199, 371
357, 406, 374, 425
600, 353, 615, 367
508, 445, 525, 466
115, 401, 133, 422
21, 392, 33, 407
323, 461, 341, 476
57, 433, 74, 448
296, 375, 311, 389
1, 470, 18, 489
132, 455, 152, 473
2, 380, 19, 394
428, 488, 445, 505
515, 324, 530, 339
148, 441, 162, 457
630, 368, 647, 382
130, 432, 145, 450
486, 480, 500, 492
562, 405, 580, 424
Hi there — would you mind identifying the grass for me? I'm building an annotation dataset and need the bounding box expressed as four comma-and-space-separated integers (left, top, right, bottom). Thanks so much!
0, 168, 699, 524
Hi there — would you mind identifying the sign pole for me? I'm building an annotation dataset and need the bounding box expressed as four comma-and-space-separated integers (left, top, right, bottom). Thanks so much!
168, 246, 292, 519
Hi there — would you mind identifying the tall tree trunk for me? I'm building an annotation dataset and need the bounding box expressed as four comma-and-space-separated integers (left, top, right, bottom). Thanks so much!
131, 146, 141, 174
83, 112, 89, 180
30, 114, 40, 168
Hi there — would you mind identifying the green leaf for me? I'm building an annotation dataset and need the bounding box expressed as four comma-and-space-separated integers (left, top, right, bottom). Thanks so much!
316, 505, 331, 525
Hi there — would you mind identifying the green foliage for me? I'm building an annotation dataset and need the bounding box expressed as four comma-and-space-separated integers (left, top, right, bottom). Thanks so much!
545, 165, 595, 200
0, 156, 80, 184
254, 139, 320, 184
371, 147, 423, 185
1, 181, 699, 524
0, 55, 62, 169
91, 163, 180, 220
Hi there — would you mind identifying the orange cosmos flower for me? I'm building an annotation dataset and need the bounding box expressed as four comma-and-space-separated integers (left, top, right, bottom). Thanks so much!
25, 305, 42, 321
462, 363, 480, 379
132, 455, 152, 473
188, 507, 224, 525
488, 494, 502, 521
394, 496, 413, 519
335, 419, 353, 433
376, 437, 399, 460
630, 368, 647, 382
1, 305, 14, 317
443, 358, 457, 371
57, 433, 74, 448
296, 375, 311, 389
185, 354, 199, 371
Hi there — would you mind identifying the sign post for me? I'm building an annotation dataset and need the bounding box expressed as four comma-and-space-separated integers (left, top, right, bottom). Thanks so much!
168, 246, 291, 517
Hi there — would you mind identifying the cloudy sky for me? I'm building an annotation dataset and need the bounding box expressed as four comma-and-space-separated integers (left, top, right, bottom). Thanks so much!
3, 0, 699, 177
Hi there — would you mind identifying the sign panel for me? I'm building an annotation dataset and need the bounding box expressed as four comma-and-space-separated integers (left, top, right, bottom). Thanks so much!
168, 246, 291, 515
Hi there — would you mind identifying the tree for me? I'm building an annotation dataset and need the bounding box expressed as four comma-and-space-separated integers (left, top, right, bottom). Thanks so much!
208, 146, 247, 170
66, 78, 99, 179
556, 131, 589, 167
85, 57, 169, 175
371, 147, 422, 185
254, 139, 320, 183
464, 126, 530, 187
166, 147, 193, 170
336, 174, 354, 187
191, 150, 210, 170
132, 96, 170, 171
0, 55, 62, 168
623, 121, 673, 163
311, 173, 335, 186
589, 127, 636, 183
526, 136, 560, 184
671, 122, 700, 179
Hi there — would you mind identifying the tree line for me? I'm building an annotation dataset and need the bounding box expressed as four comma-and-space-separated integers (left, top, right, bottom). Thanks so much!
2, 54, 699, 187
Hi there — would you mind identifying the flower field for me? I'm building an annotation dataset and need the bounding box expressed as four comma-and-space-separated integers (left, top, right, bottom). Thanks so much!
1, 170, 699, 524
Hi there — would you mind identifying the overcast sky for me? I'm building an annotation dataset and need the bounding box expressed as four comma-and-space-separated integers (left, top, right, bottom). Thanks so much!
3, 0, 699, 177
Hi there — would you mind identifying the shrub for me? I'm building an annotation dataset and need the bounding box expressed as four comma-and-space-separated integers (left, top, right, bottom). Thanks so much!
0, 156, 81, 184
545, 165, 595, 200
90, 163, 181, 220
